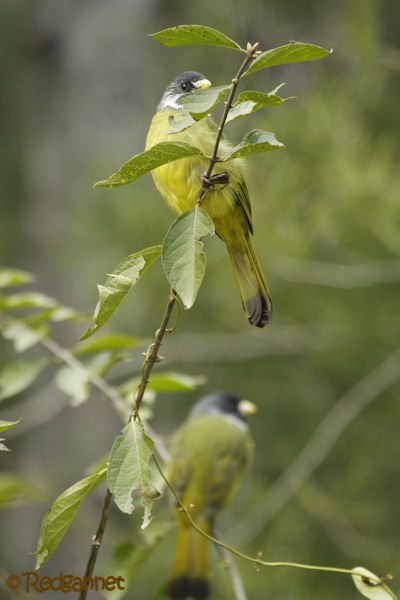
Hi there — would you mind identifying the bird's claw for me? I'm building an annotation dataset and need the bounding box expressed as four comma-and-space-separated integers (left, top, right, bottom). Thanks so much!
201, 172, 230, 190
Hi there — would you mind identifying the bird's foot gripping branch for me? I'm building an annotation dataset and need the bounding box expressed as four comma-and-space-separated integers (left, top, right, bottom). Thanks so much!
23, 22, 397, 600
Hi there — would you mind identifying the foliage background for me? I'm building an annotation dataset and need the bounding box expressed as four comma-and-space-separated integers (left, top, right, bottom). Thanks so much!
1, 0, 400, 598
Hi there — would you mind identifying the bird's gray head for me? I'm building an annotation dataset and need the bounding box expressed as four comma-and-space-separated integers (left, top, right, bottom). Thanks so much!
189, 391, 257, 424
157, 71, 211, 111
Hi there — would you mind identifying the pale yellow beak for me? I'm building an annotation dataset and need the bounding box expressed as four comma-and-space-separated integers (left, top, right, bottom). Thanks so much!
193, 78, 211, 90
238, 399, 257, 417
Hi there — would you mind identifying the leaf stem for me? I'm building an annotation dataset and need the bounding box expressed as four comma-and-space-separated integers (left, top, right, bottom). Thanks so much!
153, 453, 382, 582
197, 42, 260, 205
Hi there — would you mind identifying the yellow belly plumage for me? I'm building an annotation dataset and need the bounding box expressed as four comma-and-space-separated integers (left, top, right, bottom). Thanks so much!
146, 108, 272, 327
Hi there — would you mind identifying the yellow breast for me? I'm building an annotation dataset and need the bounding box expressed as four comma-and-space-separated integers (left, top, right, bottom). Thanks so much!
145, 109, 243, 222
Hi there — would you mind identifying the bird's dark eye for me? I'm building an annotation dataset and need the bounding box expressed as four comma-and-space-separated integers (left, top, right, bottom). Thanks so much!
181, 82, 188, 90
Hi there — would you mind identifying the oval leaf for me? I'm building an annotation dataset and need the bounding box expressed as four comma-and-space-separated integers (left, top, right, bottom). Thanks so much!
81, 246, 161, 339
0, 269, 34, 288
75, 333, 141, 356
121, 372, 206, 395
168, 112, 197, 134
146, 372, 207, 392
245, 41, 332, 75
94, 142, 203, 188
150, 25, 242, 51
0, 418, 22, 433
178, 85, 230, 118
35, 467, 107, 569
107, 419, 159, 528
1, 321, 48, 352
352, 567, 398, 600
0, 356, 48, 401
0, 473, 41, 506
226, 86, 292, 123
0, 292, 57, 310
223, 129, 284, 160
55, 352, 117, 407
162, 207, 215, 309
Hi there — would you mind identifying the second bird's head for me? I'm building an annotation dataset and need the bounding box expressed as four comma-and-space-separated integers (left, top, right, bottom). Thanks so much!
158, 71, 211, 111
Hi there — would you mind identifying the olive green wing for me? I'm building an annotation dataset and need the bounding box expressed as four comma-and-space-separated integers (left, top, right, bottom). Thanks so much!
168, 437, 193, 504
206, 436, 254, 510
203, 117, 254, 234
232, 178, 253, 234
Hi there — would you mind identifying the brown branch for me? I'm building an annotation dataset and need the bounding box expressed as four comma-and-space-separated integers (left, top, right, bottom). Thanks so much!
78, 488, 113, 600
131, 290, 176, 419
78, 289, 176, 600
197, 42, 260, 206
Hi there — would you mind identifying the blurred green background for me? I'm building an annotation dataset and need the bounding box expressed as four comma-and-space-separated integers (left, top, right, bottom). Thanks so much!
1, 0, 400, 598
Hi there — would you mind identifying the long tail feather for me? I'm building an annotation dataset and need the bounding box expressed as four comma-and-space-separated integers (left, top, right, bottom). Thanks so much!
226, 233, 272, 327
169, 521, 210, 599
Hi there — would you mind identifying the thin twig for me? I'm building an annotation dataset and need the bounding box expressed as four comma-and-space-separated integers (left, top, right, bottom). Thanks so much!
40, 336, 170, 462
197, 42, 260, 206
131, 290, 176, 419
230, 345, 400, 544
78, 488, 113, 600
153, 454, 378, 581
216, 536, 248, 600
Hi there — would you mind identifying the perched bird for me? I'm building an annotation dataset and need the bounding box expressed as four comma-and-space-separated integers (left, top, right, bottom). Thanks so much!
167, 391, 256, 599
145, 71, 272, 327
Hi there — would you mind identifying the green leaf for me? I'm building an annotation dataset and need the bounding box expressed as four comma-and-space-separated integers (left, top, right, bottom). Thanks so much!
49, 305, 83, 322
226, 85, 291, 123
0, 418, 21, 451
0, 418, 22, 432
1, 320, 48, 352
82, 246, 161, 340
55, 352, 117, 406
223, 129, 284, 160
0, 292, 57, 310
168, 112, 197, 134
119, 372, 206, 401
0, 439, 9, 451
107, 419, 160, 528
35, 467, 107, 569
351, 567, 398, 600
0, 473, 42, 507
162, 207, 215, 309
0, 356, 48, 401
245, 41, 332, 75
178, 85, 230, 118
167, 85, 231, 133
0, 269, 34, 288
147, 372, 207, 392
76, 333, 141, 356
94, 142, 203, 188
150, 25, 242, 51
